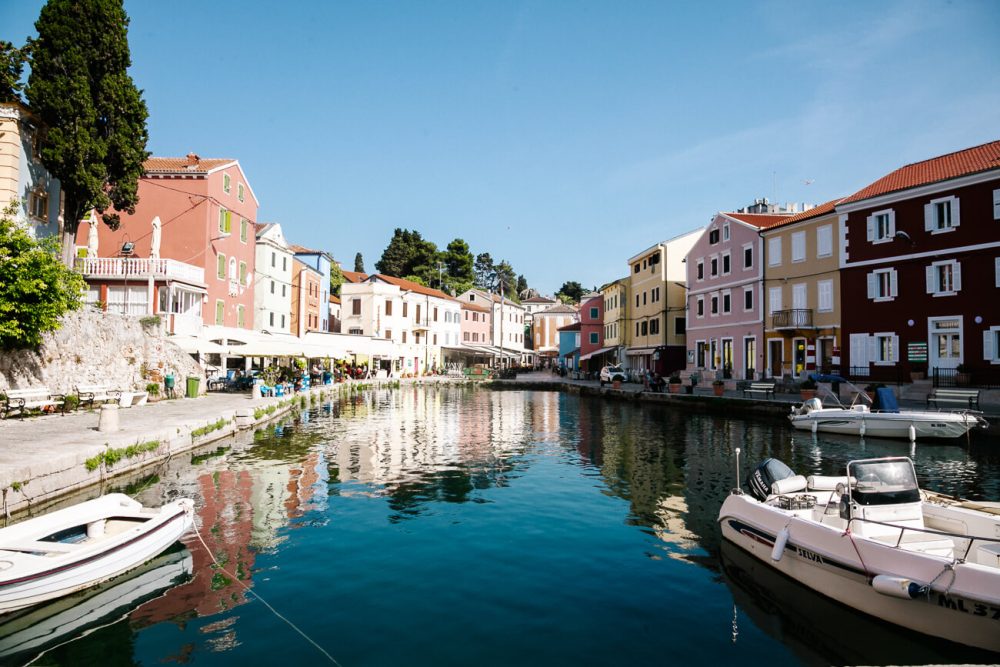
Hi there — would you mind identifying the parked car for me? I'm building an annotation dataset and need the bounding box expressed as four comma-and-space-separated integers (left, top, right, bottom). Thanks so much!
600, 365, 626, 386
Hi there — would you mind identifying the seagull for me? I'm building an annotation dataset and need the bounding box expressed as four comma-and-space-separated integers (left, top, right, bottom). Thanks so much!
803, 179, 814, 185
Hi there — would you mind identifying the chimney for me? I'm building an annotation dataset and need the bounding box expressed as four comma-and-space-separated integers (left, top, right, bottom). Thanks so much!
186, 152, 200, 165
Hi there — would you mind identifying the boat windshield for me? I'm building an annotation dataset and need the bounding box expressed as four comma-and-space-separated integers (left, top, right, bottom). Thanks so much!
815, 378, 872, 409
848, 459, 920, 506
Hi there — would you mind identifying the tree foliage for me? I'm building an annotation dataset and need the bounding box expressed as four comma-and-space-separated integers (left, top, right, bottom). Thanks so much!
375, 228, 438, 283
329, 261, 345, 296
353, 252, 365, 273
443, 239, 474, 284
474, 252, 495, 291
0, 201, 86, 349
0, 41, 28, 103
26, 0, 149, 254
556, 281, 585, 304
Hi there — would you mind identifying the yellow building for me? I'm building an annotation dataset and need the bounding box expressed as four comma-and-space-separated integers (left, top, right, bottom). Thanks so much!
626, 230, 700, 374
760, 199, 842, 379
600, 277, 630, 365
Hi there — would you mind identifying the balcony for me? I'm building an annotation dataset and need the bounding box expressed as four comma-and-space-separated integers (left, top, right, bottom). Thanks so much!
771, 309, 813, 329
77, 257, 205, 285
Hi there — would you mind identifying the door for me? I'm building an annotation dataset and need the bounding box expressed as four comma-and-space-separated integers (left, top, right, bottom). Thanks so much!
743, 337, 756, 380
929, 317, 962, 371
818, 338, 834, 374
768, 340, 783, 379
792, 337, 806, 376
721, 339, 734, 377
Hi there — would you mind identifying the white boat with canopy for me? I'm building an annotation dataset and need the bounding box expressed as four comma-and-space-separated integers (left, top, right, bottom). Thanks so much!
718, 454, 1000, 653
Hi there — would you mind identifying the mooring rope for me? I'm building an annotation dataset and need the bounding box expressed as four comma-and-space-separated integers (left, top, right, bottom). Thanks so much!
190, 525, 341, 665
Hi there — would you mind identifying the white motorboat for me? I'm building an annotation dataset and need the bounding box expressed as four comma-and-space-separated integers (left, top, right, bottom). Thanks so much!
788, 377, 987, 440
718, 455, 1000, 653
0, 493, 194, 614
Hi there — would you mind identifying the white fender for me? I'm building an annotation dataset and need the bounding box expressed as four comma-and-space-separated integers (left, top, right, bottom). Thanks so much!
872, 574, 923, 599
908, 424, 916, 442
811, 419, 818, 434
771, 527, 790, 562
859, 420, 866, 438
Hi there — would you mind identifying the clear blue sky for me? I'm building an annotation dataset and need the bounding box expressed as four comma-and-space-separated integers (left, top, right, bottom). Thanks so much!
3, 1, 999, 294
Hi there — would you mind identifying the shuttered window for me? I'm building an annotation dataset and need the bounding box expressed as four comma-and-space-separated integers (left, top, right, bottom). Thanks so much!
791, 231, 806, 262
924, 195, 960, 233
768, 237, 782, 266
817, 280, 833, 312
816, 225, 832, 257
866, 209, 894, 243
867, 268, 897, 301
925, 260, 961, 295
985, 327, 1000, 363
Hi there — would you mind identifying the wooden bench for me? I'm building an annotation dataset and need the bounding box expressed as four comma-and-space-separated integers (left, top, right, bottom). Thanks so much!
2, 388, 65, 419
927, 388, 980, 411
75, 384, 122, 409
743, 382, 776, 400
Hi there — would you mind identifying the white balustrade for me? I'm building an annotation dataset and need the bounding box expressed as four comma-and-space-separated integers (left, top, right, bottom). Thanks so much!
77, 257, 204, 284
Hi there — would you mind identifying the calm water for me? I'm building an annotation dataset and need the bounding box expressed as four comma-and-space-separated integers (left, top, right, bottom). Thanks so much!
5, 387, 999, 666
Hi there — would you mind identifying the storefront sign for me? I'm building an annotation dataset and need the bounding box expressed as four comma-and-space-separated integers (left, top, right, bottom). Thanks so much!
907, 341, 928, 362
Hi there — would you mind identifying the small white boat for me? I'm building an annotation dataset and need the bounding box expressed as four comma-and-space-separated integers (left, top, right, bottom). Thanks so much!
0, 493, 194, 614
718, 455, 1000, 653
788, 378, 987, 440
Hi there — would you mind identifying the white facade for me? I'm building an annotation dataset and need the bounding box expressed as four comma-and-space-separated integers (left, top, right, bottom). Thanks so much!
457, 289, 527, 360
254, 223, 293, 334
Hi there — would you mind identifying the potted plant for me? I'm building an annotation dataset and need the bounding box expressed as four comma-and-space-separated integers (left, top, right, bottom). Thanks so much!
955, 363, 971, 386
909, 363, 927, 382
712, 379, 725, 396
799, 377, 818, 400
668, 374, 682, 393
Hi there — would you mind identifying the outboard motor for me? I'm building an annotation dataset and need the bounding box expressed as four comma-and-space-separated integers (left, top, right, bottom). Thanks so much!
793, 397, 823, 416
749, 458, 795, 501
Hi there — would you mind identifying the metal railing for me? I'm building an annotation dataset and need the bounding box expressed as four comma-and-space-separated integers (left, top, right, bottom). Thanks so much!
771, 309, 813, 328
933, 367, 1000, 389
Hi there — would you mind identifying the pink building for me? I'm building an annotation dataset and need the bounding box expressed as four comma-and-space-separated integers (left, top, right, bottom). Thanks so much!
578, 294, 606, 371
461, 301, 491, 346
74, 154, 259, 335
685, 210, 791, 381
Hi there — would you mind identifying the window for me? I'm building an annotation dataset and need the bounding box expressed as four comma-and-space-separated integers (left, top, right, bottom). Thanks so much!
710, 257, 718, 277
216, 254, 226, 280
816, 225, 832, 257
696, 341, 707, 367
281, 314, 285, 328
240, 218, 248, 243
696, 260, 704, 280
271, 252, 276, 267
743, 286, 753, 311
402, 331, 407, 343
385, 300, 393, 316
269, 312, 274, 326
710, 295, 718, 315
237, 305, 245, 328
349, 327, 363, 335
352, 299, 361, 315
996, 257, 1000, 287
985, 326, 1000, 363
223, 173, 231, 193
433, 307, 438, 322
239, 261, 247, 285
649, 318, 659, 335
416, 305, 422, 322
635, 294, 639, 308
696, 296, 704, 317
643, 291, 647, 305
722, 291, 731, 314
722, 222, 730, 241
768, 237, 782, 266
589, 332, 599, 344
791, 231, 806, 263
218, 208, 232, 234
674, 317, 685, 335
282, 257, 287, 271
925, 196, 960, 233
722, 253, 731, 275
590, 307, 598, 319
743, 244, 753, 269
635, 322, 640, 337
641, 321, 648, 336
817, 280, 833, 312
633, 263, 640, 274
215, 300, 224, 325
282, 285, 286, 297
29, 191, 48, 219
709, 228, 720, 244
873, 332, 899, 364
768, 286, 782, 314
926, 260, 961, 295
238, 183, 245, 202
464, 332, 470, 341
994, 189, 1000, 220
866, 209, 895, 243
403, 302, 408, 317
867, 268, 898, 301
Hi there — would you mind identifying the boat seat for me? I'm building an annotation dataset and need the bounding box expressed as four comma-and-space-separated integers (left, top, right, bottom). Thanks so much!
0, 541, 84, 555
871, 531, 955, 559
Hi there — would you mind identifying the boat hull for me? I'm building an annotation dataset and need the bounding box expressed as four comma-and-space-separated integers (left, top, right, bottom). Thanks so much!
719, 494, 1000, 653
0, 495, 194, 614
789, 408, 978, 439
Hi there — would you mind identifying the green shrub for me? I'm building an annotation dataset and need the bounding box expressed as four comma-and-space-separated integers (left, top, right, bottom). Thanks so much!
146, 382, 160, 395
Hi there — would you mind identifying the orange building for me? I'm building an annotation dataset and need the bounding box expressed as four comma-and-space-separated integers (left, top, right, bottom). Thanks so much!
291, 259, 323, 336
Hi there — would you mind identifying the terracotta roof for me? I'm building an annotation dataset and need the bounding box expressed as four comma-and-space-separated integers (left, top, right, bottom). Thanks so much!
288, 244, 322, 255
144, 156, 234, 174
537, 304, 578, 315
724, 212, 794, 230
329, 295, 341, 304
342, 270, 368, 283
841, 140, 1000, 204
763, 198, 844, 229
375, 274, 454, 300
523, 295, 556, 303
461, 301, 491, 313
557, 322, 581, 332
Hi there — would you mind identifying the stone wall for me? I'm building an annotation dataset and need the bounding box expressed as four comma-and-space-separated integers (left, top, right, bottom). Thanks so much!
0, 308, 205, 394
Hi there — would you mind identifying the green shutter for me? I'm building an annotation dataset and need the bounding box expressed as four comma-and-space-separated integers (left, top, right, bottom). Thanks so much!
240, 218, 248, 242
239, 261, 247, 285
224, 210, 232, 233
217, 254, 226, 279
215, 301, 224, 325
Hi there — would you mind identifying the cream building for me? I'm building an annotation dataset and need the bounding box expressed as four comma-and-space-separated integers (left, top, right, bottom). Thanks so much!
0, 102, 61, 239
254, 223, 293, 334
600, 277, 630, 366
531, 304, 578, 364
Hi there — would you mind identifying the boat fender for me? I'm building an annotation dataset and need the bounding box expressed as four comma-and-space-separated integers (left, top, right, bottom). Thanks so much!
859, 421, 866, 438
872, 575, 924, 599
771, 527, 790, 562
771, 475, 808, 495
908, 424, 916, 442
839, 496, 852, 521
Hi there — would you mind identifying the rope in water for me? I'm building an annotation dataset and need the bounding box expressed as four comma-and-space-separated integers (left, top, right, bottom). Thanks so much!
190, 523, 341, 666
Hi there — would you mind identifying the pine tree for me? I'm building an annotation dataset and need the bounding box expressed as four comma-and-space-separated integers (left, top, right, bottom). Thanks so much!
354, 252, 365, 273
26, 0, 150, 262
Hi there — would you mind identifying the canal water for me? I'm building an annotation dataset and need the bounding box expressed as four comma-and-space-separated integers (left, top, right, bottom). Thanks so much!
4, 387, 998, 666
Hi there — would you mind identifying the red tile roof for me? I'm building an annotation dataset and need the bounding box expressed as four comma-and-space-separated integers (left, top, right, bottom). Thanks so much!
763, 198, 844, 229
724, 212, 794, 230
461, 301, 491, 313
341, 270, 369, 283
523, 295, 556, 303
329, 295, 341, 304
557, 322, 581, 332
144, 156, 234, 174
841, 140, 1000, 204
376, 274, 454, 300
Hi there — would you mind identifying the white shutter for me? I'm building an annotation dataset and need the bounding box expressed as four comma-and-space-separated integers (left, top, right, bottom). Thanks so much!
892, 335, 900, 363
996, 257, 1000, 287
867, 336, 878, 363
867, 272, 876, 299
850, 333, 868, 367
953, 262, 961, 291
994, 189, 1000, 220
952, 197, 960, 228
986, 330, 996, 362
924, 203, 934, 231
889, 269, 898, 297
866, 216, 874, 241
926, 265, 936, 294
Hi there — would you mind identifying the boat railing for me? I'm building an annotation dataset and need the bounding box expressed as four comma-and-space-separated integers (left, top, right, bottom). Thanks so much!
847, 516, 1000, 562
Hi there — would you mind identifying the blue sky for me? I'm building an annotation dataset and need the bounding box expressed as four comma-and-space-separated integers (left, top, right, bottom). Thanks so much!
3, 1, 998, 294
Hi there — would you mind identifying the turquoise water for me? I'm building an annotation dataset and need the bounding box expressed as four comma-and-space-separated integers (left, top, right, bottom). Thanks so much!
5, 387, 997, 666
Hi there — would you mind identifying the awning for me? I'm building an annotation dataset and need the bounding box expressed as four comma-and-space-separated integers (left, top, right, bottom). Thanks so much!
625, 347, 657, 356
167, 335, 228, 355
579, 346, 616, 362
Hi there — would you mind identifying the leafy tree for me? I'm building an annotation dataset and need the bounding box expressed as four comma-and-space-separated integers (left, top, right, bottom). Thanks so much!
556, 281, 585, 304
0, 41, 28, 103
354, 252, 365, 273
443, 239, 474, 285
26, 0, 150, 261
329, 261, 345, 296
516, 274, 528, 298
0, 200, 86, 349
495, 260, 518, 300
474, 252, 495, 291
375, 228, 438, 280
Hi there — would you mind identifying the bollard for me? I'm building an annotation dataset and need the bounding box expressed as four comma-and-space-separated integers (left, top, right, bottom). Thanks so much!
98, 404, 119, 432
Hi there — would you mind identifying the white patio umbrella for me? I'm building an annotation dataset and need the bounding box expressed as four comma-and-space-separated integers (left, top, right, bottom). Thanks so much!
150, 216, 162, 259
86, 211, 99, 257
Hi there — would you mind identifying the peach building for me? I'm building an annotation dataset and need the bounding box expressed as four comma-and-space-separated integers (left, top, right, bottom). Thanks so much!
460, 301, 491, 345
291, 259, 323, 337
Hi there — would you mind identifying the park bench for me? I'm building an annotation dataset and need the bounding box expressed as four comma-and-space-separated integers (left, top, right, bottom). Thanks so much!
75, 384, 122, 409
926, 388, 980, 411
2, 387, 65, 419
743, 382, 776, 400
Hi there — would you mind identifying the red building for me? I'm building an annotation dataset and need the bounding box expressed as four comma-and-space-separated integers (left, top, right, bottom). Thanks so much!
578, 294, 606, 371
839, 140, 1000, 384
